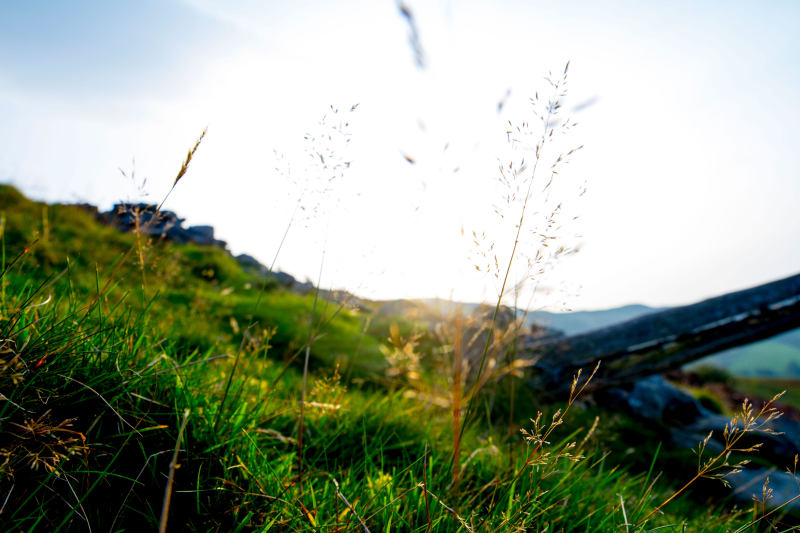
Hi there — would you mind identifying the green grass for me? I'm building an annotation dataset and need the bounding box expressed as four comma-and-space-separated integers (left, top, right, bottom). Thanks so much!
733, 377, 800, 410
0, 184, 791, 532
696, 340, 800, 377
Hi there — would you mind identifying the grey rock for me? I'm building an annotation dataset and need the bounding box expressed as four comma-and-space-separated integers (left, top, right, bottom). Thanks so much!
235, 254, 299, 288
727, 468, 800, 512
273, 271, 298, 287
602, 375, 800, 513
236, 253, 268, 275
99, 203, 228, 249
188, 225, 214, 241
601, 375, 709, 424
93, 202, 310, 292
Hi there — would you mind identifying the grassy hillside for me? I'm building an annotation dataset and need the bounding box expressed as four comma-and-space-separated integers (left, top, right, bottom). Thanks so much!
693, 331, 800, 377
0, 185, 794, 532
732, 377, 800, 410
0, 185, 388, 375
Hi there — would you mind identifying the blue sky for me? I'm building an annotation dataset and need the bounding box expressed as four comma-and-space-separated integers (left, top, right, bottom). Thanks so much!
2, 1, 799, 310
1, 2, 233, 101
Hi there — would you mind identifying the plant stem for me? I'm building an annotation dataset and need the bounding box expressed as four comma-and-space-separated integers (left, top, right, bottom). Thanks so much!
298, 247, 326, 487
458, 97, 555, 445
452, 314, 463, 491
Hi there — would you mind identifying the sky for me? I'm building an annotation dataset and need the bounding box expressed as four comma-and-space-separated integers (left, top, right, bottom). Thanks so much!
1, 0, 799, 311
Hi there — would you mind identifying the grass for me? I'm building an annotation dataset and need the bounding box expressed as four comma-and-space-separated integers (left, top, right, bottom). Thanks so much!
716, 342, 800, 377
0, 277, 731, 532
733, 377, 800, 410
2, 83, 798, 531
2, 192, 793, 531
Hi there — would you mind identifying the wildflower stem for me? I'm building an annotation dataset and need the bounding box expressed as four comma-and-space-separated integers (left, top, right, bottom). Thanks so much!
159, 408, 190, 533
298, 246, 326, 487
459, 90, 556, 444
639, 395, 784, 524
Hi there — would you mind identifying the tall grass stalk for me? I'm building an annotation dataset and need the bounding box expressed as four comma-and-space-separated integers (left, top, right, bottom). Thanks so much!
451, 314, 463, 491
159, 408, 191, 533
213, 189, 300, 434
1, 211, 6, 312
298, 247, 326, 486
639, 393, 785, 524
461, 62, 575, 441
423, 441, 433, 532
292, 104, 356, 485
81, 128, 206, 323
213, 333, 249, 433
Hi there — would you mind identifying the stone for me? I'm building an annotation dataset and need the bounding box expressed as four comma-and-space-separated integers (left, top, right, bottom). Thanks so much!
727, 469, 800, 512
90, 202, 311, 293
98, 203, 227, 250
600, 374, 800, 513
600, 375, 708, 424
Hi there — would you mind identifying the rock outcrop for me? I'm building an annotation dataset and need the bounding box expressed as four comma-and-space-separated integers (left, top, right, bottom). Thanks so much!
601, 375, 800, 512
234, 253, 313, 291
83, 202, 311, 290
99, 203, 228, 249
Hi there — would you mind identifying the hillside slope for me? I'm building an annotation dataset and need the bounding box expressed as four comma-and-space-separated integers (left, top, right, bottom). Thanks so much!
1, 184, 793, 531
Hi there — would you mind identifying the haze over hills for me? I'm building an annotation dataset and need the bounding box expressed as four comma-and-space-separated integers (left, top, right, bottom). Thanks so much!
417, 299, 662, 335
525, 304, 662, 336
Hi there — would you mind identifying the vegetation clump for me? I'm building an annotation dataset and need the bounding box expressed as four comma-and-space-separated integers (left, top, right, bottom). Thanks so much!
1, 76, 797, 531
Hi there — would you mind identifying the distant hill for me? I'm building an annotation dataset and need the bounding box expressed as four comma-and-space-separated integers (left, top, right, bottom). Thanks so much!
525, 304, 662, 336
414, 300, 662, 336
